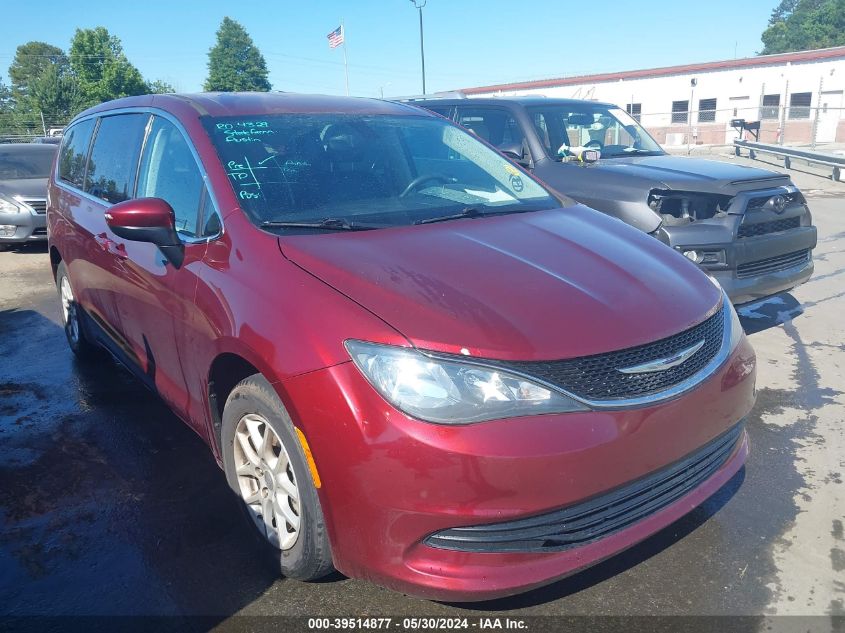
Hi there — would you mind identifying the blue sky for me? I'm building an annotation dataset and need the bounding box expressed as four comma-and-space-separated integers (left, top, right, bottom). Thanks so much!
0, 1, 775, 98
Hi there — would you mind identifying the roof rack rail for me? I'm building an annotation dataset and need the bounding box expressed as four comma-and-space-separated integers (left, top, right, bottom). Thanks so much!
394, 91, 468, 102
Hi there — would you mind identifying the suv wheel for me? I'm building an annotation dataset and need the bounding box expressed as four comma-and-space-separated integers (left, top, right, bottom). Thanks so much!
56, 261, 99, 360
221, 374, 334, 581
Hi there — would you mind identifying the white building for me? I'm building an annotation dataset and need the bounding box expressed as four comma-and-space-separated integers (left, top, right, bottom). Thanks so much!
462, 47, 845, 147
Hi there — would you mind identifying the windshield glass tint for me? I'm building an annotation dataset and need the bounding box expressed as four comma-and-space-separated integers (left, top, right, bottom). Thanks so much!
203, 114, 557, 228
0, 147, 57, 179
527, 105, 663, 159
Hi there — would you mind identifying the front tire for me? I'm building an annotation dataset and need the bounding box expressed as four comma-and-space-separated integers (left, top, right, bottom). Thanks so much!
221, 374, 334, 581
56, 261, 100, 360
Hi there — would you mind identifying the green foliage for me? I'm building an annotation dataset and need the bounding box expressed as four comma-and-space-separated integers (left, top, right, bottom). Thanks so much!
8, 42, 68, 102
2, 28, 176, 137
147, 79, 175, 94
0, 76, 11, 113
69, 27, 148, 108
761, 0, 845, 54
27, 64, 82, 122
204, 17, 271, 92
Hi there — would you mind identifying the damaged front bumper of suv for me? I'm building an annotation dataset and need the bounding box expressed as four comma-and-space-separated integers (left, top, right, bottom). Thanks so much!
650, 185, 817, 305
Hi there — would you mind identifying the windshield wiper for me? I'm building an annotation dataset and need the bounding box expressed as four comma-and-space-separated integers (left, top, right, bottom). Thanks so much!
617, 149, 662, 155
415, 207, 484, 225
260, 217, 379, 231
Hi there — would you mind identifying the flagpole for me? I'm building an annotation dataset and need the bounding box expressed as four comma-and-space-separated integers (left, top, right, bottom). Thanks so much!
342, 19, 349, 96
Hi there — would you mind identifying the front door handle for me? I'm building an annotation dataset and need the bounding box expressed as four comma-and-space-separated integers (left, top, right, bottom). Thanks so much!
109, 242, 128, 259
95, 232, 110, 251
96, 232, 128, 259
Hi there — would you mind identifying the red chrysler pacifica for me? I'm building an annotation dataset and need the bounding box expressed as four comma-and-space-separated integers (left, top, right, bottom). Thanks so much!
47, 93, 756, 601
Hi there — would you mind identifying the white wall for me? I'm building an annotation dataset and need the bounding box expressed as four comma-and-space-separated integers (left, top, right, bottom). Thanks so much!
472, 56, 845, 145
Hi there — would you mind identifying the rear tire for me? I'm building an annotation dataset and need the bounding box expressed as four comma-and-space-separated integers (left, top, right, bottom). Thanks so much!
56, 261, 100, 360
221, 374, 334, 581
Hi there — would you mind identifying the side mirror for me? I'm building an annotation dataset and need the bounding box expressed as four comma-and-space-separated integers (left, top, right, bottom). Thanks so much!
499, 142, 531, 168
105, 197, 184, 268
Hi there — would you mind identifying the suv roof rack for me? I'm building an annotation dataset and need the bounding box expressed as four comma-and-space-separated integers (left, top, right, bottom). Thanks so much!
394, 91, 468, 102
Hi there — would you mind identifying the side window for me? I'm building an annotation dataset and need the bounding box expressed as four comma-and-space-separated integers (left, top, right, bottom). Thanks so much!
199, 189, 222, 237
532, 113, 551, 153
137, 117, 204, 238
58, 119, 96, 189
85, 114, 149, 204
424, 106, 452, 118
456, 108, 524, 150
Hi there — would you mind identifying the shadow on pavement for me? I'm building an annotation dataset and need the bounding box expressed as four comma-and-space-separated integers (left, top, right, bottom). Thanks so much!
736, 292, 804, 336
1, 242, 49, 255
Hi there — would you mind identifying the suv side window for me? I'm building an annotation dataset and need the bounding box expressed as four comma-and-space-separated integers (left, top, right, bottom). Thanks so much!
424, 106, 452, 118
58, 118, 96, 189
532, 113, 551, 154
137, 117, 204, 238
85, 113, 150, 204
455, 108, 524, 150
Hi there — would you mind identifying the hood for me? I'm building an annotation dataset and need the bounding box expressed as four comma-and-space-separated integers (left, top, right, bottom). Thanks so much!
278, 205, 722, 361
0, 178, 50, 200
578, 155, 790, 193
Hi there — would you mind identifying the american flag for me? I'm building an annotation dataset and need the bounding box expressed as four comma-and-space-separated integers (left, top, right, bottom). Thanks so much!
327, 25, 344, 49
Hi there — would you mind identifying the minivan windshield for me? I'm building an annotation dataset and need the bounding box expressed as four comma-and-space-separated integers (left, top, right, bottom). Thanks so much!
527, 105, 664, 159
204, 114, 559, 231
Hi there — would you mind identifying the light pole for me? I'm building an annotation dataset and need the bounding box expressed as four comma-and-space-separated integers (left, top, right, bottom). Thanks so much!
409, 0, 427, 95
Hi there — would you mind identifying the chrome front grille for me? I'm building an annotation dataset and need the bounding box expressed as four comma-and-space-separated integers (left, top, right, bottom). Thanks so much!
22, 199, 47, 214
481, 306, 725, 402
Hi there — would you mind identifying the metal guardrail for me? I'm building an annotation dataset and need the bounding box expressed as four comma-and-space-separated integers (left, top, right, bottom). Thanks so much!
734, 139, 844, 182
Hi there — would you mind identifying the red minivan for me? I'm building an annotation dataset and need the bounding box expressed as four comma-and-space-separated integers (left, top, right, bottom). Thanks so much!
47, 93, 756, 601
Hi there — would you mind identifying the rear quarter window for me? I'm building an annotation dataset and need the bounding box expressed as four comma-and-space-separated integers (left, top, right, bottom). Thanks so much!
58, 119, 96, 189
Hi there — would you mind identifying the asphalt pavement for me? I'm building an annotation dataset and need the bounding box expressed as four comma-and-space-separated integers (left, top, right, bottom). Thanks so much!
0, 157, 843, 630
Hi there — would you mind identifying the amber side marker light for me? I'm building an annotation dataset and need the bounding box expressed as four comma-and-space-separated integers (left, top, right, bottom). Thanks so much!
295, 427, 322, 489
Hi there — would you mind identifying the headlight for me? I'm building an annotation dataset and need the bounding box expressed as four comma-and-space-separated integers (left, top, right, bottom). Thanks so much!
345, 340, 588, 424
723, 289, 743, 351
0, 196, 22, 214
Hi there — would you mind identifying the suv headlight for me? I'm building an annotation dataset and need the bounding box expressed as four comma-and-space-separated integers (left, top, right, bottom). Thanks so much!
345, 340, 588, 424
0, 195, 22, 214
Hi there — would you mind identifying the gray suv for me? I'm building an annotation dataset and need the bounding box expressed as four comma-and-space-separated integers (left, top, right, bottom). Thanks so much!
414, 97, 817, 305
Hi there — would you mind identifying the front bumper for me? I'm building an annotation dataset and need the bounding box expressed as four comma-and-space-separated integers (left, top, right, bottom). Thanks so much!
280, 336, 757, 601
666, 222, 817, 305
0, 208, 47, 244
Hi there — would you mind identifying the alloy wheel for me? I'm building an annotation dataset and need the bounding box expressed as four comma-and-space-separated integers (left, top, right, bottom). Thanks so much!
60, 276, 80, 345
233, 413, 302, 550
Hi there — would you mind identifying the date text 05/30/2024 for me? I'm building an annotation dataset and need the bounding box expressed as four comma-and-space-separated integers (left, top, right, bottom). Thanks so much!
307, 617, 528, 630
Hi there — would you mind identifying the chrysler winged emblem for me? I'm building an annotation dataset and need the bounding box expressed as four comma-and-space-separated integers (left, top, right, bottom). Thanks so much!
617, 340, 705, 374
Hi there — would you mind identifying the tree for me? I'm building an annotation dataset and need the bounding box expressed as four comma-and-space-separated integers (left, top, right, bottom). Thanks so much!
0, 76, 11, 113
761, 0, 845, 54
146, 79, 175, 94
26, 63, 82, 126
8, 42, 68, 103
204, 17, 271, 92
69, 27, 148, 107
